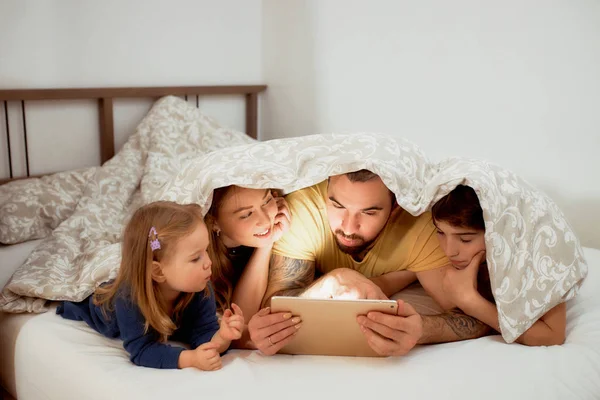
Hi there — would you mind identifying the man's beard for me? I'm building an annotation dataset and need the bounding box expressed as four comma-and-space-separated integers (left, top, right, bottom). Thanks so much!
334, 230, 374, 256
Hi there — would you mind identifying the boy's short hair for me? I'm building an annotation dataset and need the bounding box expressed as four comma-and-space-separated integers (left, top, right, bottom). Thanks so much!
431, 185, 485, 230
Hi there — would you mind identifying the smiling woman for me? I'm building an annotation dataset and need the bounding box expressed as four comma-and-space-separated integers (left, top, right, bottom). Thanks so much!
204, 185, 291, 321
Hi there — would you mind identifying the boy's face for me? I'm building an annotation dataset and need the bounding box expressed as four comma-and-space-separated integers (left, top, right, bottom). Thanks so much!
433, 219, 486, 269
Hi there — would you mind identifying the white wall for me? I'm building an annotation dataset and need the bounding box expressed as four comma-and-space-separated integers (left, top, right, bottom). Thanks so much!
0, 0, 262, 176
262, 0, 600, 249
1, 1, 599, 248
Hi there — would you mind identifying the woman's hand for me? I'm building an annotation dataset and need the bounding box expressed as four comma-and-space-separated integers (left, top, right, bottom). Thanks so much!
218, 303, 245, 341
272, 195, 291, 242
442, 250, 486, 308
247, 307, 301, 355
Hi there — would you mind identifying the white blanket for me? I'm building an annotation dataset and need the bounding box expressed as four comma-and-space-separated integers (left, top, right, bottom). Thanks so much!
157, 133, 587, 342
0, 97, 588, 343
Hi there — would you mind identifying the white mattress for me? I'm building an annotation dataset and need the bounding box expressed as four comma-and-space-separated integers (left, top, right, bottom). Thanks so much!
1, 245, 600, 400
0, 239, 43, 397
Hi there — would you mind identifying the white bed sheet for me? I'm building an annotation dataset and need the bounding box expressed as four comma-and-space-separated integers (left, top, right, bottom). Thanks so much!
1, 247, 599, 400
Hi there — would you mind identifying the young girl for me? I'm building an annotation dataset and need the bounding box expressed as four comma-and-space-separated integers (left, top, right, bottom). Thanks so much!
57, 201, 244, 370
431, 185, 566, 346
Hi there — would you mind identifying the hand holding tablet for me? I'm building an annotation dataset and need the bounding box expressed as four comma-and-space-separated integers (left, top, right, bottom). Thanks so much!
270, 296, 399, 357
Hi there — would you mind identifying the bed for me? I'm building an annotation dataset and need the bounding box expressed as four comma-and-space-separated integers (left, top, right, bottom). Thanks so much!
1, 86, 599, 400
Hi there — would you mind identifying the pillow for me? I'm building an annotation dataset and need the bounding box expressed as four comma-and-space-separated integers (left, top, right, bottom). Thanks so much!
0, 167, 98, 244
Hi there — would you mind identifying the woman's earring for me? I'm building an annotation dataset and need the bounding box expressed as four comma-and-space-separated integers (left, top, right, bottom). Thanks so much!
215, 230, 221, 237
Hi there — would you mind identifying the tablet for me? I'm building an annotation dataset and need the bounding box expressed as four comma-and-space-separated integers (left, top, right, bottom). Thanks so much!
270, 296, 398, 357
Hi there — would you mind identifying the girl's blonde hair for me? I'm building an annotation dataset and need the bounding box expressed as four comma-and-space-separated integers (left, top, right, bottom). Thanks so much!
94, 201, 206, 341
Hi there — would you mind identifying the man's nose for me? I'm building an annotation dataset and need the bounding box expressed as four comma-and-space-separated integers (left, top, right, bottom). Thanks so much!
341, 213, 359, 235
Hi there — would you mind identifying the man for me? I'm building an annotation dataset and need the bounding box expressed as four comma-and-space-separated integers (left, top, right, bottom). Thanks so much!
248, 170, 491, 355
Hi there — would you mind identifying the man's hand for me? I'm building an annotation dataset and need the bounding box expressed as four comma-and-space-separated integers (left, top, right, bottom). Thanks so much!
304, 268, 387, 300
357, 299, 422, 356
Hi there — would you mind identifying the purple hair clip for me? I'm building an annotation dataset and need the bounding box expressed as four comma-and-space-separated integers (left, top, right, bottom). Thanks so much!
148, 226, 161, 251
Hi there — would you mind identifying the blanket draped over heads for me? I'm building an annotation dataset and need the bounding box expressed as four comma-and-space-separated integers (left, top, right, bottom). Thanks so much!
0, 96, 587, 343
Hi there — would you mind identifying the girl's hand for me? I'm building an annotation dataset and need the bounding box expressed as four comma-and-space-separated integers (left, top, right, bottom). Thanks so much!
272, 195, 291, 242
218, 303, 245, 341
442, 250, 486, 308
194, 342, 222, 371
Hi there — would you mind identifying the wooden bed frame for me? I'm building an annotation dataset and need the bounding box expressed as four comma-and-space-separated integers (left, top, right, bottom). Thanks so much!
0, 85, 266, 184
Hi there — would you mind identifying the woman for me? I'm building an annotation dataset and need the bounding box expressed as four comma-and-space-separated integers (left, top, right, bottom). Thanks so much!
431, 185, 566, 346
204, 185, 301, 349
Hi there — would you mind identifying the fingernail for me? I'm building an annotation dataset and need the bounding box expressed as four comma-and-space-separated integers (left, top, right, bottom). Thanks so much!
295, 323, 302, 329
283, 313, 292, 319
291, 317, 301, 323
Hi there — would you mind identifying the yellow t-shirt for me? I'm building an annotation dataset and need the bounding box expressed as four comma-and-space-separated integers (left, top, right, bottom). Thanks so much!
273, 181, 449, 277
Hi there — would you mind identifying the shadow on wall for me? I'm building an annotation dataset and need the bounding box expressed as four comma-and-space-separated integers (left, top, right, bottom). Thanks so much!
540, 186, 600, 251
261, 0, 318, 140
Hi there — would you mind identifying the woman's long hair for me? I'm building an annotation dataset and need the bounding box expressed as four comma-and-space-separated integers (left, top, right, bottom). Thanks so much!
205, 186, 238, 314
94, 201, 206, 341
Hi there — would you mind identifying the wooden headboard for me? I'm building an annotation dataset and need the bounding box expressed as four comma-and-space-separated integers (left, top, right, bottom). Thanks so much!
0, 85, 266, 184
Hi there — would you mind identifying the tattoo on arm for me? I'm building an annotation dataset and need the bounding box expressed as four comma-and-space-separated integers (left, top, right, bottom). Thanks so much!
261, 254, 315, 307
441, 308, 491, 338
420, 308, 492, 344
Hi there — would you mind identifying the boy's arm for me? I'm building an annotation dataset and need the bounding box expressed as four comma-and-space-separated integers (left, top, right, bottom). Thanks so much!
515, 303, 566, 346
415, 268, 492, 342
461, 295, 566, 346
